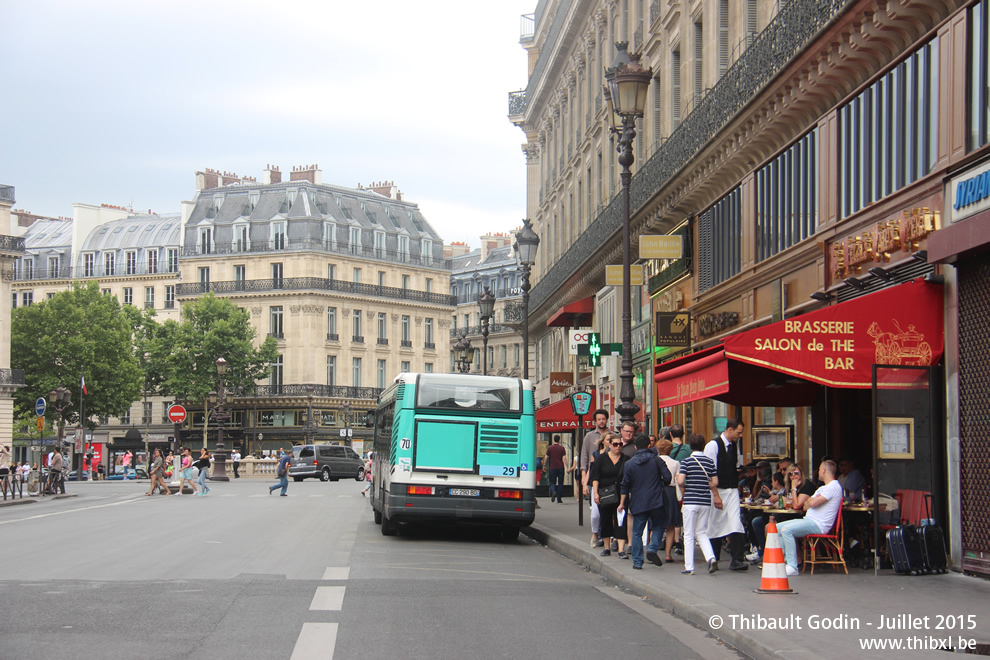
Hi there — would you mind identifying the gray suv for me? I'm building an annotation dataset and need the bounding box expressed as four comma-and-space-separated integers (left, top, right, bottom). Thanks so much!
290, 444, 366, 482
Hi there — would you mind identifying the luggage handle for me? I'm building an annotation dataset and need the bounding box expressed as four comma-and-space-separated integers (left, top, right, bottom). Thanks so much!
922, 492, 937, 528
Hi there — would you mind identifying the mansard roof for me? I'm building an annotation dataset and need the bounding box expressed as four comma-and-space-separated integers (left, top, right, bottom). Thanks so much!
80, 214, 182, 252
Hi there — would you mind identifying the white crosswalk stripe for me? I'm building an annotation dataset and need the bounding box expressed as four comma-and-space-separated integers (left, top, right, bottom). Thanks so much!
321, 567, 349, 580
290, 623, 337, 660
309, 586, 345, 611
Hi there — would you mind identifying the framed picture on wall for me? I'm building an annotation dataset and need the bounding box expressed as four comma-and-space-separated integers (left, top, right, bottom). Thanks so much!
752, 425, 793, 460
877, 417, 914, 459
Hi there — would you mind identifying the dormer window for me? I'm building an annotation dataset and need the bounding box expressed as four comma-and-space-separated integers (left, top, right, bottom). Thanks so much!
421, 239, 433, 266
233, 222, 250, 252
271, 221, 286, 250
349, 227, 361, 254
104, 252, 116, 276
323, 221, 336, 251
374, 230, 385, 258
398, 235, 409, 263
125, 250, 137, 275
199, 226, 214, 255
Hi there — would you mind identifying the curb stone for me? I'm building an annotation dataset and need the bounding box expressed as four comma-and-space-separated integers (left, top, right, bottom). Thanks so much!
522, 522, 811, 660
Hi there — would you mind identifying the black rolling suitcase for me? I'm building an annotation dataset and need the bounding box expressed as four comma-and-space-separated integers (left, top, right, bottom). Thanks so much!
887, 524, 926, 575
919, 494, 948, 574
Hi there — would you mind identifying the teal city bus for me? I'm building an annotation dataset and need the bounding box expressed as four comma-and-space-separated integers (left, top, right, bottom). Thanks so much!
369, 373, 536, 540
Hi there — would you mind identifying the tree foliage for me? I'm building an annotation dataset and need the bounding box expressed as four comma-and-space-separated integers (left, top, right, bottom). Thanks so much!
11, 281, 144, 427
157, 294, 278, 404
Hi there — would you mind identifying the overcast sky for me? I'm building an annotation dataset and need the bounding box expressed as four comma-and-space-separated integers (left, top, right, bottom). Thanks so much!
0, 0, 535, 247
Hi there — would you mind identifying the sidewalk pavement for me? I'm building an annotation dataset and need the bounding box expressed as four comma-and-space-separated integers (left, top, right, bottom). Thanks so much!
524, 497, 990, 659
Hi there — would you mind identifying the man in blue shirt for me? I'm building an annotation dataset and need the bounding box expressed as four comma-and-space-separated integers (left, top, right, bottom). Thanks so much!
269, 449, 291, 496
618, 434, 672, 570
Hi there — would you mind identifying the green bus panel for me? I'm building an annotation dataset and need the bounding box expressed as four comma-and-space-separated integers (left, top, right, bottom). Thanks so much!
414, 420, 476, 472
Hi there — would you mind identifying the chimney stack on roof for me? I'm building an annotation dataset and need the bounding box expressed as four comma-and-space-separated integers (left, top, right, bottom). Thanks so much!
366, 180, 402, 201
196, 168, 221, 191
290, 164, 322, 185
264, 164, 282, 185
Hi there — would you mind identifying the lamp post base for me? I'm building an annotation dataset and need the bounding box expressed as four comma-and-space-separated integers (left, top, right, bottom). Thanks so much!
210, 452, 231, 482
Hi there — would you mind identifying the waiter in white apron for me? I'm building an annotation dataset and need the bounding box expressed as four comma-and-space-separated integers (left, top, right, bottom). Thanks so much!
704, 417, 749, 571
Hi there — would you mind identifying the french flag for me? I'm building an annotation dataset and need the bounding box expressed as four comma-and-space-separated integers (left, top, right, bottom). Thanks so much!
81, 374, 88, 395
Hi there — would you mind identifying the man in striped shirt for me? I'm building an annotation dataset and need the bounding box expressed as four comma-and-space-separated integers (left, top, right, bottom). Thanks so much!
677, 434, 719, 574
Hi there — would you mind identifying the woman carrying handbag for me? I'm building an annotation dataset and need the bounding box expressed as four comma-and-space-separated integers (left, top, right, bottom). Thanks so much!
676, 434, 719, 575
590, 432, 628, 558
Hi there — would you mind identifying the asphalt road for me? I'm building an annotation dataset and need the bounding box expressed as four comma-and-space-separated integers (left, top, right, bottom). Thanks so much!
0, 479, 745, 659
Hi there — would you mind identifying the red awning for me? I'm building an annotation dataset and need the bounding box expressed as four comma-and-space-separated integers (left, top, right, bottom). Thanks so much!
535, 392, 599, 433
546, 296, 595, 327
654, 280, 943, 406
724, 280, 943, 388
654, 346, 821, 407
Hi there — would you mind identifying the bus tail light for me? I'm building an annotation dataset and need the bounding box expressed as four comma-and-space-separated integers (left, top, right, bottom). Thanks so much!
407, 486, 435, 495
496, 490, 522, 499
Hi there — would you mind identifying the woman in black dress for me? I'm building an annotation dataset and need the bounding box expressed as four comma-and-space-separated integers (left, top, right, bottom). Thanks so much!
591, 432, 628, 557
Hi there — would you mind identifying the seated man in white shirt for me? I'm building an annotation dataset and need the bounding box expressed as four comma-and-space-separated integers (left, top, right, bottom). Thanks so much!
775, 459, 843, 576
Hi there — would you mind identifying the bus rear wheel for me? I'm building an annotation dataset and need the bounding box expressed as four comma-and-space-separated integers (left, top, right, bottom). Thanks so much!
381, 512, 397, 536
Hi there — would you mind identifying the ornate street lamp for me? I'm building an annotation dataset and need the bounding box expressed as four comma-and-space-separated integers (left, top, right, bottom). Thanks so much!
210, 357, 232, 481
339, 402, 352, 446
513, 219, 540, 381
604, 41, 652, 425
304, 386, 318, 445
478, 286, 496, 376
454, 334, 475, 373
49, 387, 72, 463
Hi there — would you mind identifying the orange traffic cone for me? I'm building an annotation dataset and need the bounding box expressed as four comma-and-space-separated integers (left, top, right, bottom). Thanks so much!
754, 516, 797, 594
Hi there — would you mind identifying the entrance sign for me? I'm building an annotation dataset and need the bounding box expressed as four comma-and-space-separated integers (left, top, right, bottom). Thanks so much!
167, 404, 187, 424
724, 280, 943, 388
639, 235, 684, 259
605, 265, 644, 286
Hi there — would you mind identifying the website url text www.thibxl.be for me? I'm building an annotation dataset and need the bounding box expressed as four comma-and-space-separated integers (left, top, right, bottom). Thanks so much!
707, 613, 980, 652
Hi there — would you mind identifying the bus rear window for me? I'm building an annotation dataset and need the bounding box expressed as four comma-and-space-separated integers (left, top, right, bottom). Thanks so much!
416, 376, 521, 412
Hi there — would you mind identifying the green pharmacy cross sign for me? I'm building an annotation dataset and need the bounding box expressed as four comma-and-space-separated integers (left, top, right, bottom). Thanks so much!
577, 333, 622, 367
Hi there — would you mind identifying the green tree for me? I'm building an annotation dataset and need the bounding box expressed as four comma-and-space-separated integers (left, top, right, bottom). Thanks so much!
158, 294, 278, 404
11, 281, 144, 429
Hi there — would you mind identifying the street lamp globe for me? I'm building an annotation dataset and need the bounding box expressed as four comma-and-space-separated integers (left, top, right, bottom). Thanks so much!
514, 218, 540, 267
604, 42, 652, 118
215, 356, 227, 376
478, 286, 496, 321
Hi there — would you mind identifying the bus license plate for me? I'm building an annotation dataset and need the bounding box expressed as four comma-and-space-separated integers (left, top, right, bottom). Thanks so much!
449, 488, 480, 497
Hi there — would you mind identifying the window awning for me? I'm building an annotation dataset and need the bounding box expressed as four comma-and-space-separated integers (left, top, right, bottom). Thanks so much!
535, 391, 598, 433
546, 296, 595, 328
655, 280, 944, 406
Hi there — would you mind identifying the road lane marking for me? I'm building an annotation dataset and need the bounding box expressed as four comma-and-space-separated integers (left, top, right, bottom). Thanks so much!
290, 623, 337, 660
321, 567, 350, 580
309, 495, 325, 498
0, 496, 145, 526
309, 586, 345, 611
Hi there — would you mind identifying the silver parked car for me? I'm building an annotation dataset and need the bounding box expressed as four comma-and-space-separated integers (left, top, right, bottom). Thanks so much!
289, 444, 366, 482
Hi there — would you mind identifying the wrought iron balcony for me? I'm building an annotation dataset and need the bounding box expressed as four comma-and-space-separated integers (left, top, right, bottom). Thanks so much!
0, 235, 26, 255
326, 333, 339, 341
376, 338, 389, 346
449, 323, 517, 338
13, 264, 177, 281
176, 277, 455, 306
530, 0, 851, 312
401, 340, 412, 348
424, 342, 435, 350
520, 13, 535, 41
269, 332, 284, 340
182, 239, 451, 270
509, 90, 527, 116
0, 368, 26, 386
251, 384, 382, 400
352, 335, 364, 343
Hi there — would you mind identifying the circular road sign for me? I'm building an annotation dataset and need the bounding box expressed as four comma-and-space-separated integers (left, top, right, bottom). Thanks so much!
167, 404, 187, 424
35, 397, 47, 417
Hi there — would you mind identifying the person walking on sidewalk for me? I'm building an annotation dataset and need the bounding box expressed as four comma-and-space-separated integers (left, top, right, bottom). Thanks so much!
617, 434, 671, 570
657, 439, 681, 563
194, 448, 212, 496
269, 449, 291, 496
704, 418, 749, 571
231, 448, 241, 479
176, 448, 198, 496
776, 459, 844, 576
591, 432, 627, 557
677, 434, 719, 574
545, 435, 568, 503
146, 449, 169, 496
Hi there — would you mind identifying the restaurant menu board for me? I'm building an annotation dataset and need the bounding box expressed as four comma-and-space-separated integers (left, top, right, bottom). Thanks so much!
878, 417, 914, 459
752, 426, 792, 460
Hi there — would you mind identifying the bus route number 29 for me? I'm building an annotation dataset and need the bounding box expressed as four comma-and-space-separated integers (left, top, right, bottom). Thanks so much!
400, 438, 411, 450
502, 467, 515, 476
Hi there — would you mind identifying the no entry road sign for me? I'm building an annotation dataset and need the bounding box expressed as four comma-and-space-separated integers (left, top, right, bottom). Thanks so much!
167, 404, 187, 424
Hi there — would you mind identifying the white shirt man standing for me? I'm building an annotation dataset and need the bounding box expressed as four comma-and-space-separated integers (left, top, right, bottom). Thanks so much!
231, 449, 242, 478
704, 418, 748, 571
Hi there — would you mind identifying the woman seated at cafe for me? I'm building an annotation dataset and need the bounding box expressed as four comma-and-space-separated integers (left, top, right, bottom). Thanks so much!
746, 465, 816, 563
